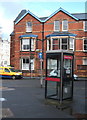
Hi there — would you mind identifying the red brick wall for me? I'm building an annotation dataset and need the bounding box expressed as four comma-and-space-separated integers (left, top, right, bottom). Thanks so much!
10, 10, 87, 77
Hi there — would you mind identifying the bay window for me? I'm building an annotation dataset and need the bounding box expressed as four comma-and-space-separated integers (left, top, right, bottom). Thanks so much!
22, 39, 29, 51
47, 37, 74, 51
21, 38, 35, 51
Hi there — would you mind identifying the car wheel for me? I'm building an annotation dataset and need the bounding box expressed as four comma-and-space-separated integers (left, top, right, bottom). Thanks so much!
12, 76, 16, 80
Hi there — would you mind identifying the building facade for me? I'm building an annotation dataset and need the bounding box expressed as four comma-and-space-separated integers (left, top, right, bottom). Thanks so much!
10, 8, 87, 77
0, 38, 10, 66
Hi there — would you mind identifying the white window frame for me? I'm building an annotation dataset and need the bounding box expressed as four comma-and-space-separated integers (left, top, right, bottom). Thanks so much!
22, 58, 29, 70
83, 38, 87, 51
21, 38, 35, 51
26, 22, 32, 32
62, 20, 68, 31
54, 20, 60, 31
52, 38, 60, 50
21, 58, 34, 70
69, 38, 74, 50
60, 38, 68, 50
30, 59, 34, 70
31, 39, 35, 51
21, 39, 30, 51
83, 59, 87, 65
83, 21, 87, 31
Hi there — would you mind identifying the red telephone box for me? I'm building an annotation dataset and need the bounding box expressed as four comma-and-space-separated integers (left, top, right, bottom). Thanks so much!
45, 50, 74, 103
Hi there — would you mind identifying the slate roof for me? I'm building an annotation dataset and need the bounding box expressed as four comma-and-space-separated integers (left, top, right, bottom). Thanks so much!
46, 32, 76, 37
72, 13, 87, 20
14, 10, 27, 23
19, 34, 38, 38
14, 8, 87, 24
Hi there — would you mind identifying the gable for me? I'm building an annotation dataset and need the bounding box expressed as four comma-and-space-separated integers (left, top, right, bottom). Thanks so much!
43, 7, 79, 22
14, 7, 80, 25
15, 10, 42, 24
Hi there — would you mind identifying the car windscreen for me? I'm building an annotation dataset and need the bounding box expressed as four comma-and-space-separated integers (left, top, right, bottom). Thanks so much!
9, 68, 15, 72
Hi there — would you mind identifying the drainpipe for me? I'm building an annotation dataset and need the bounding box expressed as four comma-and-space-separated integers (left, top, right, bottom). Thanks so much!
42, 22, 44, 69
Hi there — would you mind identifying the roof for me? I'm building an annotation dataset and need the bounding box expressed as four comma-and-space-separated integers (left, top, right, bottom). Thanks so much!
10, 31, 14, 36
72, 13, 87, 20
46, 32, 77, 37
14, 10, 27, 23
15, 10, 42, 24
14, 7, 87, 24
19, 34, 38, 38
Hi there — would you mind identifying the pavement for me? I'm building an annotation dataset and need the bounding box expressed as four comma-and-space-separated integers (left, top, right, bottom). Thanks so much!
1, 78, 87, 119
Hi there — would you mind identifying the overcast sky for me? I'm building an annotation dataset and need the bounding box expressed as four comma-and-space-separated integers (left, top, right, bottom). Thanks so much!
0, 0, 86, 40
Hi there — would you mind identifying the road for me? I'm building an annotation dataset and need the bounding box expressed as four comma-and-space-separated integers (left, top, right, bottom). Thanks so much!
0, 78, 86, 119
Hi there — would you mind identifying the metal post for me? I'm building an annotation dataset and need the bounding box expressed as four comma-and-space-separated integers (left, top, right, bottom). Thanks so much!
29, 37, 32, 78
60, 51, 63, 104
40, 59, 43, 88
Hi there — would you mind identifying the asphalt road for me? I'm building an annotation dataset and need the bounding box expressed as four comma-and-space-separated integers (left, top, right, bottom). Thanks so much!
1, 78, 86, 119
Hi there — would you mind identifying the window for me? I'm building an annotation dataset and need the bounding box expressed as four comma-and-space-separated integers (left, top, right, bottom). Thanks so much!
47, 37, 74, 51
22, 58, 34, 70
61, 38, 68, 50
83, 59, 87, 65
47, 39, 51, 51
84, 21, 87, 31
30, 59, 34, 70
4, 68, 10, 72
52, 38, 60, 50
21, 38, 35, 51
31, 39, 35, 51
70, 38, 74, 50
84, 38, 87, 51
54, 20, 60, 31
21, 39, 29, 51
62, 20, 68, 31
26, 22, 32, 32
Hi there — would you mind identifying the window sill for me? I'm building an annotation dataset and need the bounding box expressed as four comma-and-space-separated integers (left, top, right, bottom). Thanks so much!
83, 50, 87, 52
20, 50, 35, 52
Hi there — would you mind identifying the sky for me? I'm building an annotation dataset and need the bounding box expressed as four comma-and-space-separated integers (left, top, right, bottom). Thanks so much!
0, 0, 86, 41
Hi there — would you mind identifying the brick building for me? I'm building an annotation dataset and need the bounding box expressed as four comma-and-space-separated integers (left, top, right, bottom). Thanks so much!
10, 8, 87, 77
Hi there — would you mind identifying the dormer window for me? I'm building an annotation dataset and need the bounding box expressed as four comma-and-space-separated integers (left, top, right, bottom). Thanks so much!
26, 22, 32, 32
62, 20, 68, 31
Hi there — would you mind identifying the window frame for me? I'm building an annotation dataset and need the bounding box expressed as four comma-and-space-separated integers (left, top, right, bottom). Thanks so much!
21, 58, 34, 70
60, 38, 68, 50
69, 37, 74, 50
62, 20, 68, 31
83, 59, 87, 65
26, 22, 32, 33
54, 20, 60, 31
83, 21, 87, 31
83, 38, 87, 51
21, 38, 35, 51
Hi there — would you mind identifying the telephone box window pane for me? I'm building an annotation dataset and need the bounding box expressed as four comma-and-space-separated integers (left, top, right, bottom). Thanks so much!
47, 59, 60, 77
64, 59, 72, 77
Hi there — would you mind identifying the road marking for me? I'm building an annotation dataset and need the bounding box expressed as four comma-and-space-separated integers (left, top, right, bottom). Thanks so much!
0, 87, 15, 91
0, 98, 6, 102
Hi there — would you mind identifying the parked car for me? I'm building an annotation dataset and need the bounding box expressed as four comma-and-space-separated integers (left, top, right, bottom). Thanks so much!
0, 66, 23, 79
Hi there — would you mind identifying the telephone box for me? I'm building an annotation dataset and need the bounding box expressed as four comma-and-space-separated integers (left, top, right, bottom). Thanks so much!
45, 50, 74, 103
